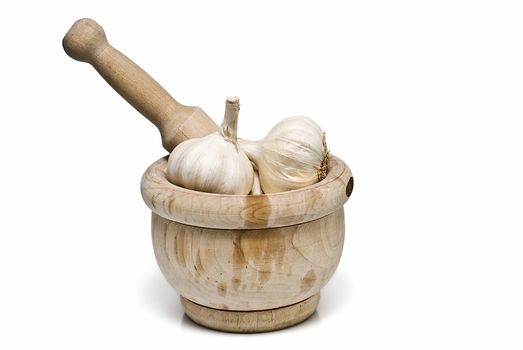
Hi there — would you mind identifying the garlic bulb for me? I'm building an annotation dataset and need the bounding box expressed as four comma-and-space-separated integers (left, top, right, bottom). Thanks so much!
166, 97, 254, 194
239, 116, 329, 194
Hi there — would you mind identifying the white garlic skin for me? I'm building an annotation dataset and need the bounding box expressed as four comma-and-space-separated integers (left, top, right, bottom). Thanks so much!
250, 168, 263, 195
166, 132, 254, 195
239, 116, 327, 194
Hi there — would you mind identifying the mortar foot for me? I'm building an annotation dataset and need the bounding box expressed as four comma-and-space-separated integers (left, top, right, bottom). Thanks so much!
181, 294, 320, 333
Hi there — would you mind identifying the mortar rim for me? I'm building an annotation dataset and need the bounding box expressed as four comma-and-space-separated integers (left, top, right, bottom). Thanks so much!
141, 154, 352, 229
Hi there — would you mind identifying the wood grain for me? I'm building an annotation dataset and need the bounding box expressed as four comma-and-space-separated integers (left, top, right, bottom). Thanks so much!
142, 155, 352, 229
152, 209, 344, 311
143, 151, 353, 331
181, 294, 319, 333
63, 18, 219, 152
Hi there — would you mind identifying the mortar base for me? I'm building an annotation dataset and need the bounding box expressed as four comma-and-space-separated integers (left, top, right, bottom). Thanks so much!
181, 294, 320, 333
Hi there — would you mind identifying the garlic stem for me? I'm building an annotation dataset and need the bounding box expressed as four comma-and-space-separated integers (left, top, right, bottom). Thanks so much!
221, 96, 240, 146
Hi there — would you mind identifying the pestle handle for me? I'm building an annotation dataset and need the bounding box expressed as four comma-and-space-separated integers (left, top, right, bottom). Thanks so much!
63, 18, 219, 152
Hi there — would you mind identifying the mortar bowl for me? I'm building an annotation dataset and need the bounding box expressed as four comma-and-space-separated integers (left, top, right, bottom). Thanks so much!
141, 155, 353, 332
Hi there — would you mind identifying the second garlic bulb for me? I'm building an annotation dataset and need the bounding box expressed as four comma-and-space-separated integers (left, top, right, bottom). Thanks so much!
239, 116, 329, 194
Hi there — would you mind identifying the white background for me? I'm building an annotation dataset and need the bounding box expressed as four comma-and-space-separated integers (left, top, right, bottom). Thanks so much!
1, 0, 522, 349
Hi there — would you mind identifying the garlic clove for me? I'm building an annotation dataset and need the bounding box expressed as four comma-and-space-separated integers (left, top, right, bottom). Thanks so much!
249, 168, 263, 195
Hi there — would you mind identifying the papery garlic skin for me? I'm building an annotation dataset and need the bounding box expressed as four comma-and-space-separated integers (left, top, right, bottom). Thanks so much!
166, 97, 254, 195
239, 116, 328, 194
166, 133, 253, 194
250, 168, 263, 195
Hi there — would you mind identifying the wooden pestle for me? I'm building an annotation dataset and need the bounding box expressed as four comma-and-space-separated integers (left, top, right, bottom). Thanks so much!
62, 18, 219, 152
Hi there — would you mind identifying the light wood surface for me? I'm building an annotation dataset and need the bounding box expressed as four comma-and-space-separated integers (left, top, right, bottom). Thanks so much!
152, 209, 344, 311
144, 152, 351, 330
142, 155, 352, 229
62, 18, 219, 152
181, 294, 319, 333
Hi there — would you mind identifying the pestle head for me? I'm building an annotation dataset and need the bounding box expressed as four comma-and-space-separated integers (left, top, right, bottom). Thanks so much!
63, 18, 108, 63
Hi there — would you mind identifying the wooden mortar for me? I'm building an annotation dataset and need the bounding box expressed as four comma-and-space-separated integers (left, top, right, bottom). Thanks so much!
141, 155, 353, 332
